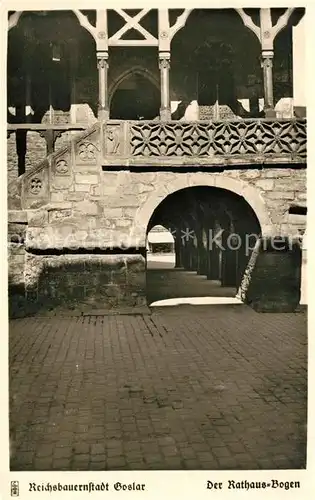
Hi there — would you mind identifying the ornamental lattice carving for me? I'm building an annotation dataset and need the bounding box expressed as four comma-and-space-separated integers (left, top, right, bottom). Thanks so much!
130, 120, 306, 158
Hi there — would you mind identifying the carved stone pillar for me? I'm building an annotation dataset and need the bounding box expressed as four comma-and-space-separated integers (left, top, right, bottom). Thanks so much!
159, 53, 171, 121
261, 51, 276, 117
97, 52, 109, 121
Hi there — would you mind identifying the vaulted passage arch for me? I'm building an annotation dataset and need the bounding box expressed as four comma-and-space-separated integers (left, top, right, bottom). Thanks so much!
145, 185, 261, 304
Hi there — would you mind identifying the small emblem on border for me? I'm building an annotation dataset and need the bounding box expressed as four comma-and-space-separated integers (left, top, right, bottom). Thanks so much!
11, 481, 19, 497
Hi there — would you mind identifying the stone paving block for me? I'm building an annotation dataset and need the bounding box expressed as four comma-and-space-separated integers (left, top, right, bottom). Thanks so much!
183, 458, 201, 469
212, 446, 232, 458
91, 443, 106, 455
52, 458, 72, 470
74, 443, 90, 455
107, 456, 126, 468
53, 446, 73, 459
9, 307, 307, 471
35, 444, 54, 458
34, 457, 53, 470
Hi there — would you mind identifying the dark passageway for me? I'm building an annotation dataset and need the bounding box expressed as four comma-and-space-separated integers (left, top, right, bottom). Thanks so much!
146, 186, 261, 305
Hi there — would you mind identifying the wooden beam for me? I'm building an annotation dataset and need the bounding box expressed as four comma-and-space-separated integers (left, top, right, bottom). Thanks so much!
158, 9, 171, 52
95, 10, 108, 51
72, 10, 98, 41
272, 8, 295, 38
169, 9, 192, 40
108, 39, 158, 47
110, 9, 157, 44
8, 11, 23, 30
234, 8, 260, 41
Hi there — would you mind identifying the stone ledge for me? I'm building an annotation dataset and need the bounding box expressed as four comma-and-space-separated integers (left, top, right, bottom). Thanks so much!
102, 155, 306, 169
8, 210, 28, 223
46, 202, 73, 211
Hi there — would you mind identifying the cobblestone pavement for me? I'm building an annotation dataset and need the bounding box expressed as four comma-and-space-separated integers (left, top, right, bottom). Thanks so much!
10, 305, 307, 471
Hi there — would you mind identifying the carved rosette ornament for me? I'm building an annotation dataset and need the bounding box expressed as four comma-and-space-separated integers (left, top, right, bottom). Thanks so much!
30, 177, 42, 195
55, 159, 69, 175
159, 31, 168, 39
78, 142, 97, 161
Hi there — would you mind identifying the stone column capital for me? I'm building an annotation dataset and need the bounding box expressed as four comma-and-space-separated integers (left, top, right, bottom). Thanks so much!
261, 50, 274, 68
159, 56, 170, 70
97, 55, 109, 69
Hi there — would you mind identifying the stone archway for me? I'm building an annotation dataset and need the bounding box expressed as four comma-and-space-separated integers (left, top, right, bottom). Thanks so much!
142, 178, 266, 304
133, 173, 274, 248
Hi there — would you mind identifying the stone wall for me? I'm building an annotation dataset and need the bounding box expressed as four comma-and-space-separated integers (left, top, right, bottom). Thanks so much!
8, 215, 28, 317
20, 253, 145, 314
7, 117, 306, 315
20, 166, 306, 253
228, 168, 306, 236
242, 238, 302, 312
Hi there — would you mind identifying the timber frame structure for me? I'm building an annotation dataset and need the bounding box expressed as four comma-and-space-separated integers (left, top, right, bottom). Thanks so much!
8, 8, 302, 120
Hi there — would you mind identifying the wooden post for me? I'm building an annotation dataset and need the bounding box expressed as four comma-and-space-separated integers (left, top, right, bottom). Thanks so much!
261, 51, 276, 117
97, 52, 109, 121
25, 73, 32, 123
259, 9, 276, 117
214, 83, 220, 120
159, 53, 171, 121
70, 41, 78, 124
236, 8, 295, 118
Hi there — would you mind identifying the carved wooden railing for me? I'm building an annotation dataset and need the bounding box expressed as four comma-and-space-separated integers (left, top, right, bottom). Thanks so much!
102, 118, 307, 166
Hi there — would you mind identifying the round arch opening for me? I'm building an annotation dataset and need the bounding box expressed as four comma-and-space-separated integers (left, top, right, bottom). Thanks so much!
145, 185, 262, 306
